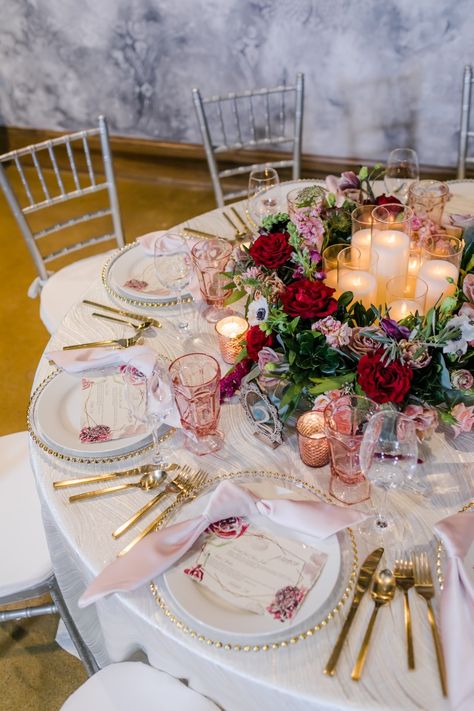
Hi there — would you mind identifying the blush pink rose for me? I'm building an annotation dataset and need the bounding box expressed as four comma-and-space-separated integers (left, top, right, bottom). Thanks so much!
462, 273, 474, 303
451, 402, 474, 437
403, 404, 439, 440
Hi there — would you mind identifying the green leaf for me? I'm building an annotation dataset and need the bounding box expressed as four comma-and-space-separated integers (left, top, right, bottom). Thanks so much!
358, 166, 368, 180
278, 382, 303, 408
224, 289, 246, 306
308, 373, 355, 395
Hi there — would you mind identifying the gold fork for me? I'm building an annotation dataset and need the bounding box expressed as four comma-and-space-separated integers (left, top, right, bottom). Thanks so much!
118, 469, 208, 556
112, 465, 199, 539
222, 211, 247, 242
62, 334, 142, 350
394, 556, 416, 670
413, 552, 448, 696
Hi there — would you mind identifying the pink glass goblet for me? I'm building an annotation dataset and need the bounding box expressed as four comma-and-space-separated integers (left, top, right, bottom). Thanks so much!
324, 394, 379, 505
169, 353, 223, 455
191, 239, 233, 323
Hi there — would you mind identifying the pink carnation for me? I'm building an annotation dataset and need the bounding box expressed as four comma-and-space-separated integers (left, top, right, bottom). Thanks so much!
451, 402, 474, 437
313, 316, 352, 348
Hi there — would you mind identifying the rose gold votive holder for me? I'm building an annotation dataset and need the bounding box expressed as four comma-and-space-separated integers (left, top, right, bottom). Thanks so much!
215, 316, 248, 364
296, 411, 330, 468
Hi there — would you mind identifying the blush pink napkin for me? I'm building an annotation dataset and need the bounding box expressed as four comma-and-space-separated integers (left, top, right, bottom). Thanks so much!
78, 480, 366, 608
434, 512, 474, 711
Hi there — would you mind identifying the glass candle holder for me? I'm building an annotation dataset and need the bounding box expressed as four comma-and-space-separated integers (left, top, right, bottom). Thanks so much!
351, 205, 375, 262
337, 246, 378, 309
371, 204, 412, 307
407, 249, 422, 278
419, 235, 463, 311
322, 243, 348, 292
215, 316, 248, 364
386, 274, 428, 320
296, 411, 330, 468
324, 394, 379, 505
408, 180, 450, 224
191, 238, 233, 323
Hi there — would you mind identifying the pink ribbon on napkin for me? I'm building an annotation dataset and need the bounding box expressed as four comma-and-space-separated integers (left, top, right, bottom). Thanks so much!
434, 511, 474, 711
78, 480, 366, 608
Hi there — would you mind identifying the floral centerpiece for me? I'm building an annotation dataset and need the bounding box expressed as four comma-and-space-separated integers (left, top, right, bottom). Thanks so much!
221, 168, 474, 438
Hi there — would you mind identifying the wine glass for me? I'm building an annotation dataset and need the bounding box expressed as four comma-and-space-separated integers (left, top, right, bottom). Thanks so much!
359, 410, 418, 539
247, 167, 280, 229
154, 234, 193, 334
384, 148, 419, 203
123, 354, 173, 470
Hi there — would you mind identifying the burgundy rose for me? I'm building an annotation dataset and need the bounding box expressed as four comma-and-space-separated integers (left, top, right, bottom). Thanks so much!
206, 517, 249, 539
357, 350, 413, 404
246, 325, 274, 361
184, 564, 204, 581
280, 278, 337, 320
249, 232, 293, 269
375, 194, 402, 206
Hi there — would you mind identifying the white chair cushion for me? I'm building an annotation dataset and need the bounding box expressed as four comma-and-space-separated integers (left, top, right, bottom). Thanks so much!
61, 662, 220, 711
39, 251, 113, 334
0, 432, 52, 598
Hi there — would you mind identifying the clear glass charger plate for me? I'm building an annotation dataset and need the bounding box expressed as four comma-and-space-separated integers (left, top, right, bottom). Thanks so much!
102, 243, 193, 309
28, 369, 158, 463
150, 469, 358, 651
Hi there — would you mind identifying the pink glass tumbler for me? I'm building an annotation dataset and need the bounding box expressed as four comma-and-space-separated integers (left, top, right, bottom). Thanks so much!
191, 239, 233, 323
169, 353, 223, 455
324, 394, 378, 505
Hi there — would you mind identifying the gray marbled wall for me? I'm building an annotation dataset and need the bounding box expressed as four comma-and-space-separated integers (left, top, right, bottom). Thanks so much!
0, 0, 470, 166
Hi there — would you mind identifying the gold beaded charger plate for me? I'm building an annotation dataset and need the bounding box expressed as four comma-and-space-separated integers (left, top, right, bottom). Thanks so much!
151, 470, 358, 650
102, 243, 193, 309
28, 369, 155, 463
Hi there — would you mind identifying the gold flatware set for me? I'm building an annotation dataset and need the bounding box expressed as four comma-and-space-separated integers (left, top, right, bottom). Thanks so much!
182, 206, 251, 243
325, 548, 447, 695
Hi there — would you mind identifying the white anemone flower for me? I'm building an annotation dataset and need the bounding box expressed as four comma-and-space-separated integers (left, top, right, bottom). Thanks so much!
247, 296, 269, 326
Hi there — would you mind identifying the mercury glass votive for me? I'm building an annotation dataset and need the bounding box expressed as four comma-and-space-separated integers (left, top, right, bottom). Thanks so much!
215, 316, 248, 364
296, 411, 330, 468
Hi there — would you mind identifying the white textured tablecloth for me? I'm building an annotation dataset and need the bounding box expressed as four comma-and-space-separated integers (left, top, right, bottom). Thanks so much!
30, 188, 474, 711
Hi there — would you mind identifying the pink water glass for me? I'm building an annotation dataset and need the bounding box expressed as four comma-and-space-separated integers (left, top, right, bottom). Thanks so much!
324, 394, 379, 504
169, 353, 223, 455
191, 239, 233, 323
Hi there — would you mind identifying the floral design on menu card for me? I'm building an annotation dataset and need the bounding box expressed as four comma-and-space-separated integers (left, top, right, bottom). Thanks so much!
123, 278, 149, 291
183, 563, 205, 581
205, 517, 250, 539
266, 585, 307, 622
79, 424, 112, 443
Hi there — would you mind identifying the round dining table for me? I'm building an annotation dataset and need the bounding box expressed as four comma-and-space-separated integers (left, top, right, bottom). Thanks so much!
29, 181, 474, 711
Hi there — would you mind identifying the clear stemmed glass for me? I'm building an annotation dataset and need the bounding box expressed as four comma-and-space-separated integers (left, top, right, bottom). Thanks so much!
247, 167, 280, 229
154, 234, 193, 334
384, 148, 419, 203
123, 355, 173, 469
359, 410, 418, 538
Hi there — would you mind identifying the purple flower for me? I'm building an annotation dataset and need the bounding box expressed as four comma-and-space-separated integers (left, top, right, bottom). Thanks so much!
219, 358, 252, 401
380, 317, 411, 341
339, 171, 360, 191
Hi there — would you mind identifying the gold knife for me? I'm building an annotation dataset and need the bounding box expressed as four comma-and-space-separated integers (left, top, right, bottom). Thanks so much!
82, 300, 162, 329
323, 547, 384, 676
53, 463, 177, 489
182, 227, 222, 240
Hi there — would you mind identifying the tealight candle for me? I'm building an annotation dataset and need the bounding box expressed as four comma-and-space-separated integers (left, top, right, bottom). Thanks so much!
418, 259, 459, 311
338, 270, 377, 309
387, 299, 422, 321
215, 316, 248, 364
371, 229, 410, 305
296, 411, 330, 468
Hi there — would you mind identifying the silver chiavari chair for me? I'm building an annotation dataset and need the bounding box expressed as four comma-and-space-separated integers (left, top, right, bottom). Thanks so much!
458, 64, 474, 179
192, 73, 304, 207
0, 115, 125, 333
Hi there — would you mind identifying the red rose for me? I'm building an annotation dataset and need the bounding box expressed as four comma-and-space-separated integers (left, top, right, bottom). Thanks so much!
357, 350, 413, 404
280, 278, 337, 320
246, 325, 274, 361
249, 232, 293, 269
375, 194, 402, 206
206, 517, 249, 539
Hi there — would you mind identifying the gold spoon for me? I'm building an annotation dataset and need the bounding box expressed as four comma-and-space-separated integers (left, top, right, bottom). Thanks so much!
68, 469, 167, 502
351, 569, 396, 681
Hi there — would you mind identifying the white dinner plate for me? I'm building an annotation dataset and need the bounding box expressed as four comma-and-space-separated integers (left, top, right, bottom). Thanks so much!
161, 477, 342, 639
106, 243, 175, 302
445, 179, 474, 217
32, 370, 153, 458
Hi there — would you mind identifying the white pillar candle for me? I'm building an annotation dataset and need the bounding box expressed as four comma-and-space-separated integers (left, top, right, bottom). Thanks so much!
387, 299, 423, 321
351, 228, 372, 262
338, 270, 377, 309
418, 260, 459, 311
371, 229, 410, 306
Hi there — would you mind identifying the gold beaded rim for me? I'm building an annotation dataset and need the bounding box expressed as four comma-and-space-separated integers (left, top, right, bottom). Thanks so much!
102, 243, 194, 309
150, 469, 359, 652
436, 501, 473, 590
27, 369, 175, 464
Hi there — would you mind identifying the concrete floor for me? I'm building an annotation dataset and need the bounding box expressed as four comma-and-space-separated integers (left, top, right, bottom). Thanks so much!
0, 165, 215, 710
